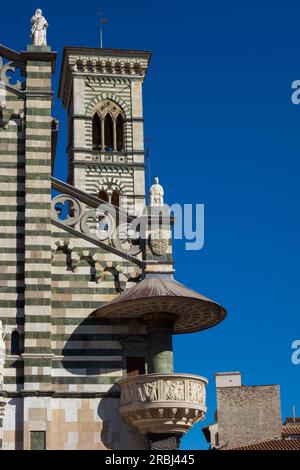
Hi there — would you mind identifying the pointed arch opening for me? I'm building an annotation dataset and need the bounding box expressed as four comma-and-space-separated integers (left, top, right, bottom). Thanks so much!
112, 189, 120, 225
99, 190, 109, 203
91, 100, 126, 153
104, 114, 114, 151
111, 189, 120, 208
92, 113, 102, 150
116, 114, 124, 151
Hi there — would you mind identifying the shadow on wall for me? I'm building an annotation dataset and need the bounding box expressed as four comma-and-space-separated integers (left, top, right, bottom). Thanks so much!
7, 397, 24, 450
61, 314, 124, 377
97, 392, 148, 450
61, 314, 148, 449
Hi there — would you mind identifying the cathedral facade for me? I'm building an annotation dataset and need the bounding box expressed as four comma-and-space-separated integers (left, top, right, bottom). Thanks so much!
0, 20, 226, 450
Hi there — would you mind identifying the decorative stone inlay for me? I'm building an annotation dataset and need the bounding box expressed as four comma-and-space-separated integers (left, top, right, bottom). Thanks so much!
51, 194, 83, 226
0, 53, 25, 128
51, 192, 141, 256
85, 153, 128, 164
112, 223, 142, 256
118, 373, 207, 435
0, 58, 25, 91
70, 56, 147, 77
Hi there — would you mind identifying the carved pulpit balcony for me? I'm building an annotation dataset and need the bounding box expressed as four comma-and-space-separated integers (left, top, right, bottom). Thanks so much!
93, 273, 226, 449
118, 373, 208, 436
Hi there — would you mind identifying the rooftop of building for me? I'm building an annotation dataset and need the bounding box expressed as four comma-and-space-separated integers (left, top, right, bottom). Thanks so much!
282, 426, 300, 436
203, 417, 300, 448
61, 45, 152, 58
215, 371, 241, 376
224, 439, 300, 451
282, 418, 300, 437
284, 417, 300, 424
58, 45, 153, 104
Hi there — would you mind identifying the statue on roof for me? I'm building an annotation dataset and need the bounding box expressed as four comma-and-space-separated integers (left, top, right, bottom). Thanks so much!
31, 9, 48, 47
149, 177, 164, 207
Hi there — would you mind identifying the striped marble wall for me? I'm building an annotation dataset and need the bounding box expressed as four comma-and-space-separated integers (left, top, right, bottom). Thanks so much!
0, 83, 25, 392
0, 46, 150, 450
23, 56, 55, 392
50, 225, 146, 394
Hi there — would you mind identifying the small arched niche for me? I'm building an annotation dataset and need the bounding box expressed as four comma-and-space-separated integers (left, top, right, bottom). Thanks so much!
11, 330, 20, 356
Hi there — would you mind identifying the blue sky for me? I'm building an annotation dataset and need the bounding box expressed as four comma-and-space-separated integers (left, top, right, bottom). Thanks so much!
2, 0, 300, 450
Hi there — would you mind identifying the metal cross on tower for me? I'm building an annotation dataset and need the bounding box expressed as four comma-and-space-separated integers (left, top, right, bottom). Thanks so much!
97, 9, 108, 48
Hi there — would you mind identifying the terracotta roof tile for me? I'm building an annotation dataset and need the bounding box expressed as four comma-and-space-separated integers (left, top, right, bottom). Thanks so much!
226, 439, 300, 451
284, 417, 300, 424
282, 426, 300, 436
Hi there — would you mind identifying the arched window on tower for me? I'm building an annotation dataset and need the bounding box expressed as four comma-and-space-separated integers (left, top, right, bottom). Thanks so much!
92, 113, 102, 150
104, 114, 114, 151
116, 114, 124, 151
112, 190, 120, 225
111, 190, 120, 208
99, 190, 109, 203
11, 330, 20, 355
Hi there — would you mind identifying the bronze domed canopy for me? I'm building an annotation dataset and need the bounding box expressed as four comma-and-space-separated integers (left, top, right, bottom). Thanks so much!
91, 277, 226, 334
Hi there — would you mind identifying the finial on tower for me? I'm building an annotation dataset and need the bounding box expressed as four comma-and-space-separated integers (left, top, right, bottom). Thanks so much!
31, 9, 48, 47
149, 177, 164, 207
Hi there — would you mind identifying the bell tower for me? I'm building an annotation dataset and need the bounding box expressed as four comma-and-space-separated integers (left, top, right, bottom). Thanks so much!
59, 47, 151, 216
